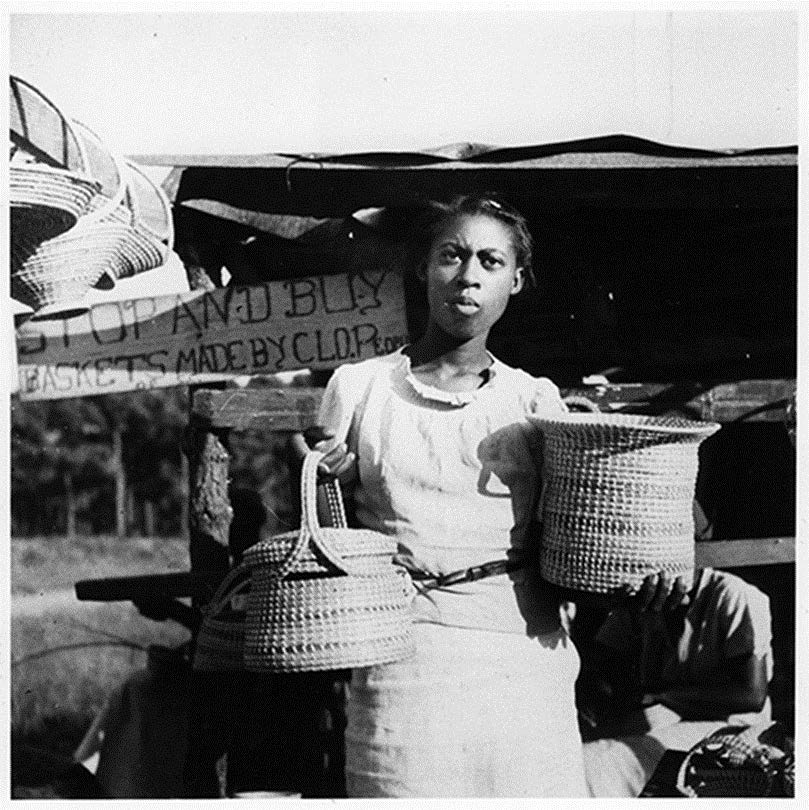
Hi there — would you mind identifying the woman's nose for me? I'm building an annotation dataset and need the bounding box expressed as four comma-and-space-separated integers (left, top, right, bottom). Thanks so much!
456, 257, 481, 285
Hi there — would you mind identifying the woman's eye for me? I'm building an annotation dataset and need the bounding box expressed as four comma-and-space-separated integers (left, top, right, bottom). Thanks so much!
438, 247, 460, 263
481, 255, 504, 269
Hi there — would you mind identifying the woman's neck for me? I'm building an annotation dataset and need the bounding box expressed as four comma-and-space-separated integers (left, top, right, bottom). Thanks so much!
405, 324, 492, 374
404, 326, 493, 393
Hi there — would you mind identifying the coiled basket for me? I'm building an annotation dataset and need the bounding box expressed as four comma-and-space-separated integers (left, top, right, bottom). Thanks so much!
529, 412, 720, 594
243, 450, 415, 673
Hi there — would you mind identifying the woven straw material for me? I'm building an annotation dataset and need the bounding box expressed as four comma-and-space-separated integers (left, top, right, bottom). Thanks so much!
11, 218, 131, 311
243, 451, 415, 673
192, 565, 250, 672
105, 159, 173, 279
247, 527, 398, 576
10, 131, 132, 312
106, 202, 170, 279
679, 767, 773, 798
10, 165, 101, 245
193, 607, 247, 672
244, 570, 414, 672
530, 412, 719, 594
675, 723, 789, 798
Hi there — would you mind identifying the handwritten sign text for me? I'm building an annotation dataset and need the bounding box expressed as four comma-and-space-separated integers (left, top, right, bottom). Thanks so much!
16, 271, 408, 400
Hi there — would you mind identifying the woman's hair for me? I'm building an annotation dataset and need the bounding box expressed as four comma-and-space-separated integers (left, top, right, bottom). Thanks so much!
413, 194, 536, 287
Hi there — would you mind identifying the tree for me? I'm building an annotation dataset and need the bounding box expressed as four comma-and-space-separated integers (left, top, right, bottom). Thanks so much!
11, 387, 190, 538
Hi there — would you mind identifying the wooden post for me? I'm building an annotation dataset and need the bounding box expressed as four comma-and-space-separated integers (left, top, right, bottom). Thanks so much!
181, 402, 232, 798
180, 449, 190, 541
63, 470, 76, 542
143, 500, 156, 538
112, 424, 126, 540
183, 416, 232, 576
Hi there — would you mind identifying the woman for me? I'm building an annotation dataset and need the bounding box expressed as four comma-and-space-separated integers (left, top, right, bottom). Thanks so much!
298, 194, 677, 797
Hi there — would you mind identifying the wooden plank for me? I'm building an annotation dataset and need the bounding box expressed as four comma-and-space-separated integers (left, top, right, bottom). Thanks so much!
562, 380, 795, 423
697, 380, 796, 423
75, 570, 222, 602
695, 537, 795, 568
181, 379, 794, 433
15, 270, 408, 401
192, 386, 324, 431
73, 537, 795, 604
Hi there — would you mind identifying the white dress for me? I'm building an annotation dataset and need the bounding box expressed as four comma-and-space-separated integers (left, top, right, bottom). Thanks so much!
318, 349, 587, 797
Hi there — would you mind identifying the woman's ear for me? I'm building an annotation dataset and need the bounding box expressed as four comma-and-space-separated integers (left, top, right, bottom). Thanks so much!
511, 267, 525, 296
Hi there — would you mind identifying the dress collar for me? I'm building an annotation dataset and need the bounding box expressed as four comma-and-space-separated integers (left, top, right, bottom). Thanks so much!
397, 347, 499, 407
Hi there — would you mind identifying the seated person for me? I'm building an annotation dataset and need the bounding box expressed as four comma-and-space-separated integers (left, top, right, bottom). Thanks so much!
568, 567, 773, 797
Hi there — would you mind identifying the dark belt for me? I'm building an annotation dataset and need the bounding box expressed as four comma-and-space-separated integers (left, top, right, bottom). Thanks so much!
406, 558, 522, 589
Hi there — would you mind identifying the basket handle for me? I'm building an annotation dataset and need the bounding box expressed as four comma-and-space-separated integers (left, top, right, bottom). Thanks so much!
272, 450, 362, 580
202, 563, 251, 617
562, 394, 600, 413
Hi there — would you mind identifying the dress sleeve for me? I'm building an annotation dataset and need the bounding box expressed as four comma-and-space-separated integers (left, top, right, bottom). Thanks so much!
529, 376, 568, 416
316, 363, 361, 450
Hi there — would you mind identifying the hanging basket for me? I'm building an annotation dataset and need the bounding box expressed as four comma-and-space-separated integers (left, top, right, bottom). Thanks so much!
106, 159, 174, 280
9, 76, 102, 245
11, 190, 130, 313
529, 412, 719, 594
10, 117, 133, 314
243, 450, 415, 673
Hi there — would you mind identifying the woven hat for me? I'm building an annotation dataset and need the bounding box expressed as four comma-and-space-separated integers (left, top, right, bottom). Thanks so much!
243, 450, 415, 673
529, 412, 719, 594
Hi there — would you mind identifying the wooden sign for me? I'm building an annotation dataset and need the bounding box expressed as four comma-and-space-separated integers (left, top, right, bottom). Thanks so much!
15, 271, 408, 400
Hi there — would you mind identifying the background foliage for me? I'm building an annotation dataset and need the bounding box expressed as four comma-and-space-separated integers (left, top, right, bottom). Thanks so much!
11, 388, 190, 538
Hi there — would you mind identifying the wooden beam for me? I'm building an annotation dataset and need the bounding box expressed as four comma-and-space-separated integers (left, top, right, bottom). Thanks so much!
561, 379, 795, 423
192, 386, 324, 431
187, 379, 794, 432
74, 536, 795, 603
75, 570, 222, 602
695, 536, 795, 569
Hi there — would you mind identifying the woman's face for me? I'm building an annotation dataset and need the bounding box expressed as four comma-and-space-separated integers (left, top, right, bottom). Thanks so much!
423, 214, 524, 341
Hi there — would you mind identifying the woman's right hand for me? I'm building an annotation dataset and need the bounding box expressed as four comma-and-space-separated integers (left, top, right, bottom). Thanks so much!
290, 426, 357, 485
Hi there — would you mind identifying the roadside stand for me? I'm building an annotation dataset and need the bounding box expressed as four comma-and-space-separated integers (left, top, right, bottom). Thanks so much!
10, 75, 796, 798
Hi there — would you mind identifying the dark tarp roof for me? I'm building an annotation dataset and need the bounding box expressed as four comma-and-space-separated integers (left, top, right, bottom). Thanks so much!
134, 134, 797, 220
130, 135, 796, 385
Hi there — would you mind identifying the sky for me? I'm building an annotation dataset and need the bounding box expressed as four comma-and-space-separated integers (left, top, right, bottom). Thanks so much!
8, 6, 800, 158
4, 4, 804, 306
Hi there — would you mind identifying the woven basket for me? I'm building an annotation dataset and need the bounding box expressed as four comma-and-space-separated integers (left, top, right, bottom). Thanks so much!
10, 165, 101, 235
675, 723, 786, 797
10, 117, 133, 313
11, 185, 130, 313
529, 412, 719, 593
108, 160, 174, 279
243, 450, 415, 673
193, 564, 251, 672
9, 76, 102, 244
193, 476, 353, 672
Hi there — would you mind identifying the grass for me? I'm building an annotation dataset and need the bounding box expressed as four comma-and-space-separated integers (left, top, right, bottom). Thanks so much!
11, 534, 190, 595
10, 535, 192, 793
